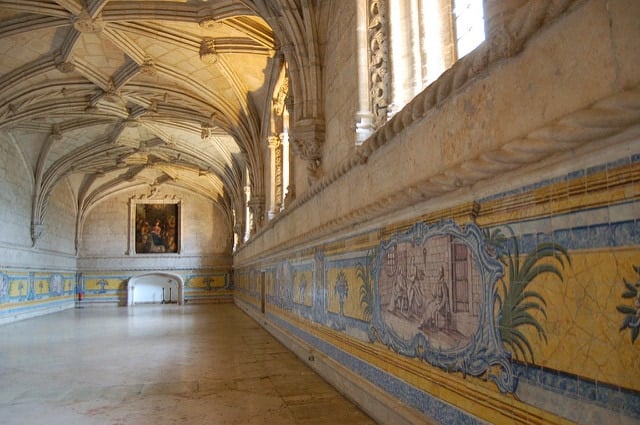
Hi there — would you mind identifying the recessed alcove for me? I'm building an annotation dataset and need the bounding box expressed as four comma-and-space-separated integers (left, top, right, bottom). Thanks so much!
127, 272, 184, 306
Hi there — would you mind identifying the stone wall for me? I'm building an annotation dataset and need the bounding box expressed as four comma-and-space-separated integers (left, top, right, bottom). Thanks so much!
0, 135, 77, 323
77, 187, 233, 305
233, 1, 640, 424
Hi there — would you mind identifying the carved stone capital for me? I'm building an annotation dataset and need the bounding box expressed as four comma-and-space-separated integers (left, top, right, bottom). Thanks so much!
291, 118, 324, 161
247, 196, 266, 231
291, 118, 324, 183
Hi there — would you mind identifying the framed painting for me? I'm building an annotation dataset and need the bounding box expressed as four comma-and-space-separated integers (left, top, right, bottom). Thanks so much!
129, 199, 181, 255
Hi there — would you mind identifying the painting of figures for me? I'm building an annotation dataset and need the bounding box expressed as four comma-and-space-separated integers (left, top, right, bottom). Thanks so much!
135, 203, 179, 254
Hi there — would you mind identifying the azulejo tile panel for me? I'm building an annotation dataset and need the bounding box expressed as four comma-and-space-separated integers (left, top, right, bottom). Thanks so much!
235, 155, 640, 424
0, 270, 76, 320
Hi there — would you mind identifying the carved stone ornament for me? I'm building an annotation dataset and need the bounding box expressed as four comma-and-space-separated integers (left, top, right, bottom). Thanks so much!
247, 196, 265, 229
102, 80, 120, 103
133, 188, 177, 201
199, 16, 222, 30
291, 119, 324, 161
50, 124, 63, 140
368, 0, 390, 128
73, 10, 105, 34
273, 78, 289, 116
284, 183, 296, 208
201, 123, 214, 140
139, 58, 157, 76
200, 38, 218, 64
31, 223, 45, 245
53, 50, 75, 73
292, 138, 321, 162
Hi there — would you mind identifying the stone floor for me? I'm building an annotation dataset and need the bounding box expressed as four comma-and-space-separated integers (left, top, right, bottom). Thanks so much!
0, 303, 377, 424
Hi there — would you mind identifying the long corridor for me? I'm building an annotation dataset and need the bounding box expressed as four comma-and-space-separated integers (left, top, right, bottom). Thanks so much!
0, 304, 377, 424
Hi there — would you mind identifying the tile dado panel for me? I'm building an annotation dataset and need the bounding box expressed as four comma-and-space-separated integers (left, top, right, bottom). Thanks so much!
80, 271, 232, 305
0, 270, 76, 324
234, 156, 640, 425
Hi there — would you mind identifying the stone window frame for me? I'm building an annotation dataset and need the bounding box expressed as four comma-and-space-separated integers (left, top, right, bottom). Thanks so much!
355, 0, 486, 144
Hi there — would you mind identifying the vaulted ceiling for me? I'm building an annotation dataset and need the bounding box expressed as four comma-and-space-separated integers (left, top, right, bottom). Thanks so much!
0, 0, 323, 245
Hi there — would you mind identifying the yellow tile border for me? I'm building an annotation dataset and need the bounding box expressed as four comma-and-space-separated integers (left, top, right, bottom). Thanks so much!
478, 163, 640, 227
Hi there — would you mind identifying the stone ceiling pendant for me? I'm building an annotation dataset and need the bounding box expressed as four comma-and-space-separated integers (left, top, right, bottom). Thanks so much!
73, 9, 105, 34
199, 38, 218, 64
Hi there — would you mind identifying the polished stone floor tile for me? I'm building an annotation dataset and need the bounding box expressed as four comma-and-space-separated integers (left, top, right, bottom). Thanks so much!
0, 304, 377, 424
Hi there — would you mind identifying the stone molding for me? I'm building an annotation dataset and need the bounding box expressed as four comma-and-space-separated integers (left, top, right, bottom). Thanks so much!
238, 82, 640, 262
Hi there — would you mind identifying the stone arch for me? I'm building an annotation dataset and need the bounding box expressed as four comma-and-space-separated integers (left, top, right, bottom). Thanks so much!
127, 272, 184, 306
